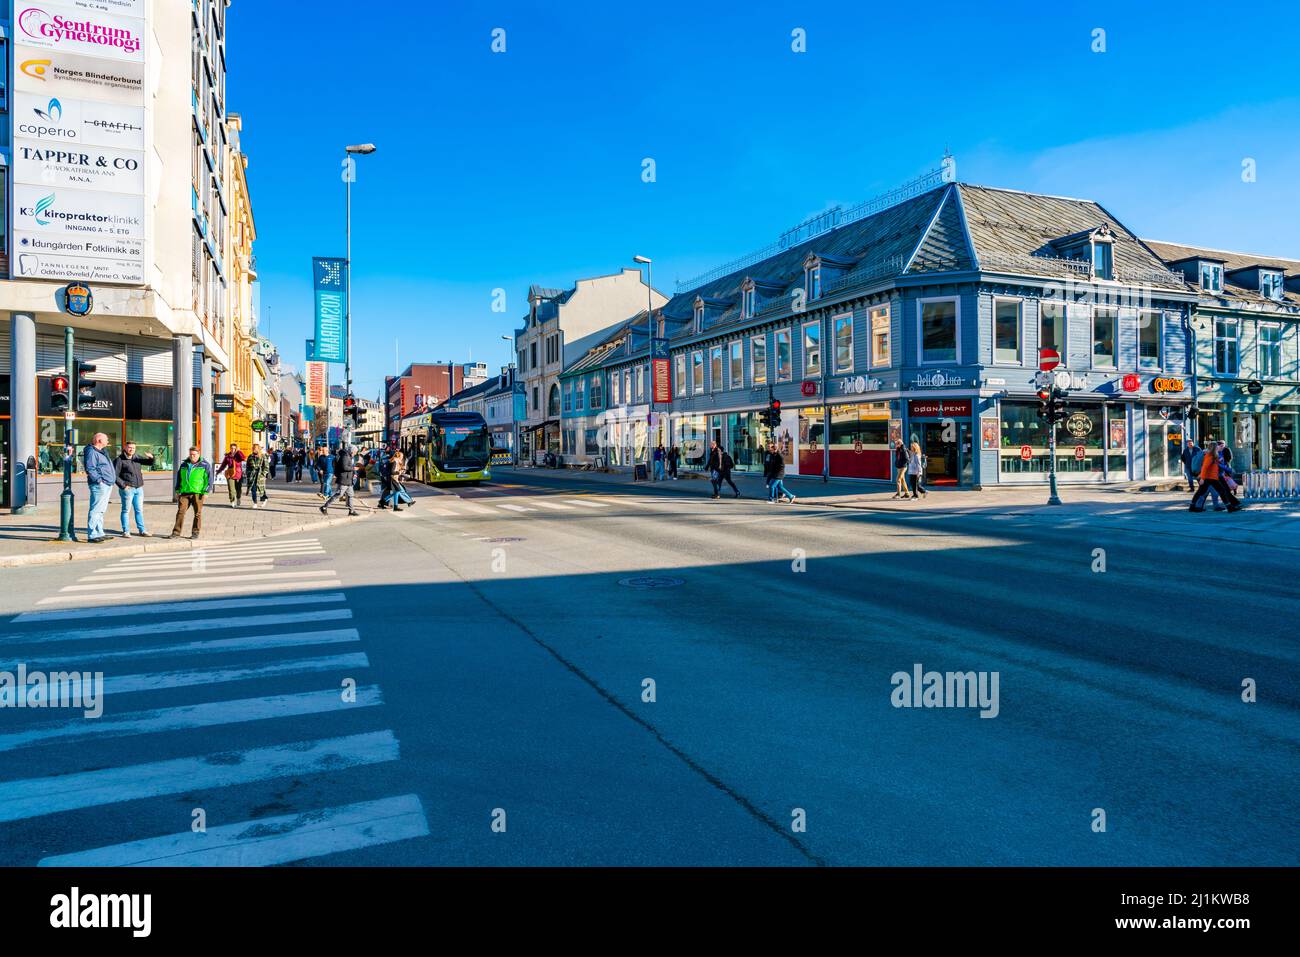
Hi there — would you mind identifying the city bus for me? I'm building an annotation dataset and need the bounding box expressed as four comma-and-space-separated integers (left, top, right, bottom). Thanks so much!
397, 409, 492, 485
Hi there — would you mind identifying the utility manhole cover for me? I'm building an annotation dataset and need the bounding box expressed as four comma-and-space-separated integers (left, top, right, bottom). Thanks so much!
618, 576, 685, 589
483, 537, 525, 544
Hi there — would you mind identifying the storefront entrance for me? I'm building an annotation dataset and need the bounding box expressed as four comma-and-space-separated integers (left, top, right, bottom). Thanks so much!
1270, 411, 1297, 470
1146, 419, 1185, 479
907, 398, 974, 487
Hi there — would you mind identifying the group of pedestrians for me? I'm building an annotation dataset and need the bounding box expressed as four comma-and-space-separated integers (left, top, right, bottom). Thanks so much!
652, 444, 681, 480
1182, 438, 1244, 513
374, 449, 414, 512
891, 439, 928, 500
270, 447, 307, 483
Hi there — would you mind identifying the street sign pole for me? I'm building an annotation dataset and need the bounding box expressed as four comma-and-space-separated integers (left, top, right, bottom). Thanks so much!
57, 327, 77, 541
1047, 384, 1062, 506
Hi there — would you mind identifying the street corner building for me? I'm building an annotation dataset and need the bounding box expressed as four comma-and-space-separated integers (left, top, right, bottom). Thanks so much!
554, 168, 1294, 489
1, 0, 272, 512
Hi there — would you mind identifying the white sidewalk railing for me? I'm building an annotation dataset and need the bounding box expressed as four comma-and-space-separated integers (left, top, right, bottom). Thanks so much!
1241, 470, 1300, 500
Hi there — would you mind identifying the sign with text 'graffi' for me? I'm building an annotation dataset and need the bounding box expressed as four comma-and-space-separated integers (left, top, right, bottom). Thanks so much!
312, 257, 347, 363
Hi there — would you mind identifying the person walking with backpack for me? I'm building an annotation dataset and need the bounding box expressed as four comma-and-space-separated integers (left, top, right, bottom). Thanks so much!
892, 439, 909, 499
114, 440, 155, 537
217, 443, 246, 507
245, 443, 270, 509
906, 440, 928, 499
705, 441, 739, 498
169, 446, 212, 539
320, 445, 360, 517
1190, 440, 1243, 512
765, 441, 795, 503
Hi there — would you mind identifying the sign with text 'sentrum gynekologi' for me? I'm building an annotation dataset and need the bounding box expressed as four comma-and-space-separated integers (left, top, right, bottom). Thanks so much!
312, 258, 348, 364
12, 1, 148, 285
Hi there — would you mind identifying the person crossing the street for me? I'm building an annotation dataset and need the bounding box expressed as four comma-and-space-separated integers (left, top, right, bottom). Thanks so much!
320, 444, 360, 516
169, 446, 212, 539
765, 441, 795, 504
706, 440, 740, 499
1190, 440, 1243, 512
114, 440, 155, 537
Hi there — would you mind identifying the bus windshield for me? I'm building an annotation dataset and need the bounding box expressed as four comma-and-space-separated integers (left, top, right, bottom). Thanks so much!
436, 426, 491, 468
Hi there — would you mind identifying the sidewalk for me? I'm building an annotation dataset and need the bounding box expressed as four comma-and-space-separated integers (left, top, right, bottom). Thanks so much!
0, 473, 399, 568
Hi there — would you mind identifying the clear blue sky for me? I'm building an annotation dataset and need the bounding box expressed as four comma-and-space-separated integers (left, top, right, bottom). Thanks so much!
227, 0, 1300, 401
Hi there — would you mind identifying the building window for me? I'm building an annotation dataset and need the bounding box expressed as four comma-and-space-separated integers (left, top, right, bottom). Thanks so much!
692, 351, 704, 394
675, 355, 687, 396
585, 429, 600, 454
803, 322, 821, 377
548, 384, 560, 417
774, 329, 792, 382
1261, 270, 1285, 300
1092, 240, 1113, 280
693, 298, 704, 329
1214, 318, 1240, 375
993, 298, 1021, 364
919, 298, 958, 364
563, 384, 572, 412
729, 340, 743, 388
590, 376, 602, 409
741, 286, 755, 320
1260, 322, 1283, 377
635, 365, 644, 402
1092, 306, 1118, 368
576, 380, 585, 411
518, 350, 526, 372
530, 342, 538, 367
610, 370, 621, 406
1138, 310, 1162, 370
832, 313, 853, 374
710, 346, 723, 392
1200, 262, 1223, 292
870, 306, 890, 367
806, 265, 821, 301
1040, 301, 1065, 362
751, 336, 767, 385
532, 386, 539, 412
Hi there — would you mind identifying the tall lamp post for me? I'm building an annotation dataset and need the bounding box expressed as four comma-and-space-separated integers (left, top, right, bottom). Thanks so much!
632, 255, 655, 482
344, 143, 376, 447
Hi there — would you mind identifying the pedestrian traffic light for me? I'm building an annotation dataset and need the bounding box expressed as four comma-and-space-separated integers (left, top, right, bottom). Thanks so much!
50, 374, 71, 413
73, 360, 98, 412
343, 393, 361, 426
1037, 388, 1051, 418
761, 397, 782, 429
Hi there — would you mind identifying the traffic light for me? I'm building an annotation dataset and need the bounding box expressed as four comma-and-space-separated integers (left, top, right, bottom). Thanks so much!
1037, 388, 1052, 419
760, 397, 782, 429
50, 374, 71, 413
343, 393, 360, 426
1038, 387, 1066, 425
74, 360, 98, 412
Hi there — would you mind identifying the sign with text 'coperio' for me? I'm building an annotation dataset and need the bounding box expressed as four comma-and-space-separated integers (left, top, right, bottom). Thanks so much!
312, 257, 347, 364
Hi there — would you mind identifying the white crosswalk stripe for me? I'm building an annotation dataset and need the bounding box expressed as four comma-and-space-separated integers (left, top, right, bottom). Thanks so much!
495, 503, 536, 512
530, 500, 575, 510
0, 534, 429, 864
566, 499, 610, 508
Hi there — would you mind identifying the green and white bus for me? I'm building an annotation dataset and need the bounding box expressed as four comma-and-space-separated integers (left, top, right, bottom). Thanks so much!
399, 409, 492, 485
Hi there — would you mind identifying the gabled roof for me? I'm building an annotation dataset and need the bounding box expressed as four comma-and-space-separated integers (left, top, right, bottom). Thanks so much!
1144, 239, 1300, 308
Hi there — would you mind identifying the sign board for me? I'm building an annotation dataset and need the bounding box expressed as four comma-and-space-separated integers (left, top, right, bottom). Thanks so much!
213, 394, 235, 414
800, 380, 818, 397
908, 398, 972, 419
305, 361, 327, 407
1122, 374, 1140, 393
312, 257, 348, 364
1151, 377, 1185, 394
63, 280, 92, 316
11, 1, 148, 285
1246, 379, 1264, 396
651, 338, 671, 404
1020, 445, 1033, 461
1074, 445, 1086, 461
980, 416, 1000, 450
1038, 348, 1061, 371
251, 419, 266, 433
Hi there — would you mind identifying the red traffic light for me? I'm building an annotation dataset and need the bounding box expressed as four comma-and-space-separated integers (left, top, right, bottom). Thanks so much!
1036, 389, 1051, 402
52, 376, 69, 392
771, 399, 781, 411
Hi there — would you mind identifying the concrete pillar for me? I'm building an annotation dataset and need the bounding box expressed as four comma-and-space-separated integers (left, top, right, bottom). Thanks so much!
200, 353, 214, 464
173, 335, 194, 490
8, 312, 37, 514
216, 368, 229, 456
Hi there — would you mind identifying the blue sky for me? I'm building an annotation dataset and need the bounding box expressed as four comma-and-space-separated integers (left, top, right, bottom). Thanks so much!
228, 0, 1300, 400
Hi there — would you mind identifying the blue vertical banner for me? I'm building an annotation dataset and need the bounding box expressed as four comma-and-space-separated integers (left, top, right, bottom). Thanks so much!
312, 257, 348, 364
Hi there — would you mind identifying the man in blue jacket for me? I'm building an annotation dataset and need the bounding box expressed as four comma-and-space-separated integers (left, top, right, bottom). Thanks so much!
83, 432, 117, 543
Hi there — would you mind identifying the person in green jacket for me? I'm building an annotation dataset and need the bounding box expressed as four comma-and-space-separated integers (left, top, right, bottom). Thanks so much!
170, 447, 213, 539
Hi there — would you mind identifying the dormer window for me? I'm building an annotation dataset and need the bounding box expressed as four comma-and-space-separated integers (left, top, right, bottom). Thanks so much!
741, 282, 756, 320
1200, 262, 1223, 292
805, 263, 822, 300
1261, 270, 1285, 300
693, 296, 704, 331
1088, 228, 1114, 280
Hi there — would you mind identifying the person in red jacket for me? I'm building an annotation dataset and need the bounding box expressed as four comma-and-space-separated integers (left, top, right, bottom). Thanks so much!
217, 443, 247, 508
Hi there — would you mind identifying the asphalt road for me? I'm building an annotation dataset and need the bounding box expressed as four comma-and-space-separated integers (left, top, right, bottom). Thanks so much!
0, 475, 1295, 866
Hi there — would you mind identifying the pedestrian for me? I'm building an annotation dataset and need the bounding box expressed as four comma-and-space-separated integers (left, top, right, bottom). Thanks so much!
376, 451, 394, 509
315, 447, 332, 498
114, 440, 155, 537
245, 442, 270, 509
320, 444, 360, 516
668, 445, 680, 479
169, 446, 212, 539
1190, 440, 1243, 512
765, 441, 795, 503
83, 432, 117, 543
706, 440, 740, 499
653, 444, 666, 481
217, 442, 246, 507
906, 440, 928, 499
1179, 437, 1198, 493
386, 450, 414, 511
269, 447, 279, 480
892, 439, 910, 499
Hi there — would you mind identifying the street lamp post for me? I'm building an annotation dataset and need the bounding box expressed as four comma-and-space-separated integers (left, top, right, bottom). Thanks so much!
344, 143, 376, 448
633, 255, 654, 482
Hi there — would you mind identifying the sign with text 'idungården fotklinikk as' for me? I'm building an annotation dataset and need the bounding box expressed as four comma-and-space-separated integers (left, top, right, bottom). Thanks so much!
312, 257, 347, 364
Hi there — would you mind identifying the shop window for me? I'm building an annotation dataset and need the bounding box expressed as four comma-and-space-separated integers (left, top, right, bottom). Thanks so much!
1213, 319, 1239, 375
803, 322, 821, 377
1259, 322, 1283, 377
870, 306, 891, 367
919, 298, 958, 364
1091, 306, 1118, 368
993, 298, 1021, 364
729, 341, 743, 388
1138, 310, 1162, 370
124, 422, 175, 472
833, 313, 853, 374
751, 336, 767, 384
774, 329, 792, 382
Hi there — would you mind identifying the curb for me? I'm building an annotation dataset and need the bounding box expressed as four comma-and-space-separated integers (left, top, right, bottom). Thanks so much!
0, 507, 376, 570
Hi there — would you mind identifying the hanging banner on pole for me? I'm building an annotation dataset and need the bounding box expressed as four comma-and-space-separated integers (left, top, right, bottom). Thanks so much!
305, 361, 328, 407
312, 257, 347, 363
651, 337, 671, 404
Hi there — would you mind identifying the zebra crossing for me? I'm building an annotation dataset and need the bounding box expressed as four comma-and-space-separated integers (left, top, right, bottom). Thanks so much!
417, 494, 619, 518
0, 539, 430, 866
